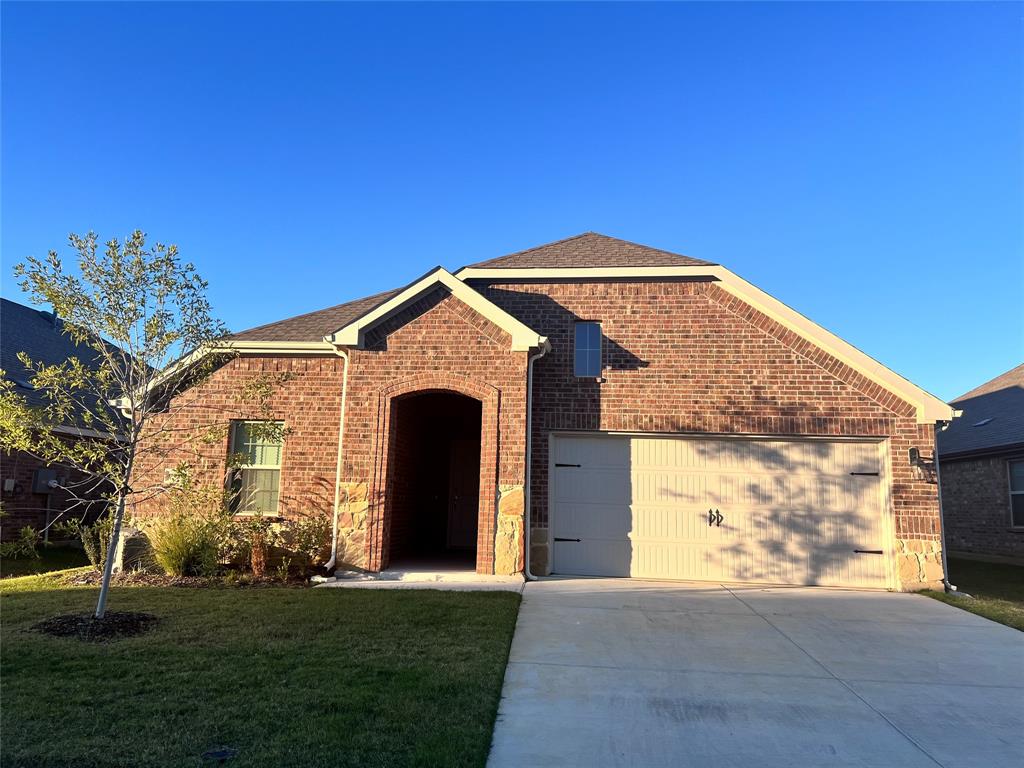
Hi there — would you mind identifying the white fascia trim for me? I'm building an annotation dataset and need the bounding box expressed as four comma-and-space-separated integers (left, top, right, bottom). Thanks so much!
114, 339, 342, 413
226, 340, 337, 355
708, 266, 955, 424
325, 266, 548, 352
456, 263, 953, 424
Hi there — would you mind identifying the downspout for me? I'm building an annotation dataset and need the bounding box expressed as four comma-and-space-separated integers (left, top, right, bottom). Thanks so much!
523, 341, 550, 581
934, 420, 957, 593
323, 348, 350, 573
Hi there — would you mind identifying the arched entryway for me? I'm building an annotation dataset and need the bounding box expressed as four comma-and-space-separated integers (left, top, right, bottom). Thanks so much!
384, 390, 483, 570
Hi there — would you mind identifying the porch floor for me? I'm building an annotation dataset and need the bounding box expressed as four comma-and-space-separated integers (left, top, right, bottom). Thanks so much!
314, 564, 524, 592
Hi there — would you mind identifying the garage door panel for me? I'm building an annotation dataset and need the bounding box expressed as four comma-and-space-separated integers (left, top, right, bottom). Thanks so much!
552, 434, 889, 589
555, 435, 629, 467
554, 468, 631, 505
554, 538, 631, 578
554, 502, 633, 541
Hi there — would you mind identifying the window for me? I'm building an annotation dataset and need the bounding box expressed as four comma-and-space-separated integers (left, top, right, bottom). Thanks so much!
574, 321, 602, 378
229, 421, 283, 515
1010, 460, 1024, 529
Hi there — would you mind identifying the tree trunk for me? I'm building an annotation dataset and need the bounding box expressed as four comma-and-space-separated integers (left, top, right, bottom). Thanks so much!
94, 492, 127, 619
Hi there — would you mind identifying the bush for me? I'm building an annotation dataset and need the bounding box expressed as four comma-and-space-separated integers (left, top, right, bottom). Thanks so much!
276, 510, 331, 575
79, 517, 113, 571
0, 526, 41, 560
147, 514, 220, 577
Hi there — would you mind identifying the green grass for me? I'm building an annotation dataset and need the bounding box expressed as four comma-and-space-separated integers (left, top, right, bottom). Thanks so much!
923, 557, 1024, 631
1, 575, 521, 768
1, 544, 90, 577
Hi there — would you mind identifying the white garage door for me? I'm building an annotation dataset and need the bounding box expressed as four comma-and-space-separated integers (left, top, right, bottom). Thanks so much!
551, 434, 890, 588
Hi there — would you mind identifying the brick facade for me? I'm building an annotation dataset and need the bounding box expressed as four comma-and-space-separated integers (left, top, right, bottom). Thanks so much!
0, 447, 109, 541
940, 454, 1024, 561
479, 279, 943, 587
135, 278, 944, 588
133, 356, 346, 524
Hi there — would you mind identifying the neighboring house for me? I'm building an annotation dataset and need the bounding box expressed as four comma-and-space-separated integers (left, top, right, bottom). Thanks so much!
133, 233, 955, 590
0, 298, 112, 539
937, 364, 1024, 563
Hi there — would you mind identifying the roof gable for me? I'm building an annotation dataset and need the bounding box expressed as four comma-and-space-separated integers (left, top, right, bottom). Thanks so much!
463, 232, 715, 269
327, 267, 548, 352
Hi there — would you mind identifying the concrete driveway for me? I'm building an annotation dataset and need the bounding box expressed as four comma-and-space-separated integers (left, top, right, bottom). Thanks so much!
488, 578, 1023, 768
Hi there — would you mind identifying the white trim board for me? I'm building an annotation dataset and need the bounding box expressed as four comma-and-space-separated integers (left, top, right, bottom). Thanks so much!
324, 266, 549, 352
458, 263, 953, 424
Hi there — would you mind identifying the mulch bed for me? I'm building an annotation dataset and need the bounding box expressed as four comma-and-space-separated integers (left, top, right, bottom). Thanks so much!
31, 611, 160, 642
57, 569, 308, 589
60, 570, 214, 588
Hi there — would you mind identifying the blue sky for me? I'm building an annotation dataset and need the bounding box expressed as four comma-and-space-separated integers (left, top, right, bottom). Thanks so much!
2, 1, 1021, 401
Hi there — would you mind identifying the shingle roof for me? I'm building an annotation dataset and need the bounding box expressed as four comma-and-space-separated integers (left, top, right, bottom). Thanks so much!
0, 297, 108, 421
938, 363, 1024, 458
228, 234, 711, 343
229, 288, 402, 342
464, 232, 714, 269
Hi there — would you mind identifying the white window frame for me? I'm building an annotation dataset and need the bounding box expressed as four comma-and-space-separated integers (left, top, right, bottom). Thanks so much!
229, 420, 284, 516
574, 321, 603, 378
1008, 458, 1024, 531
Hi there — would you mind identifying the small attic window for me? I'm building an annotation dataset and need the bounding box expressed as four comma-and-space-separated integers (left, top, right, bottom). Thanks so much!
973, 418, 994, 427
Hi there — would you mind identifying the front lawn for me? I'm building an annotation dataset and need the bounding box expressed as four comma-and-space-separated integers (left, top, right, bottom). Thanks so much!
1, 575, 521, 768
923, 556, 1024, 631
1, 544, 90, 577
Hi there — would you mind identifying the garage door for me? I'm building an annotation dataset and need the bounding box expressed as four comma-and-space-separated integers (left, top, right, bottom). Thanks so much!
550, 434, 890, 588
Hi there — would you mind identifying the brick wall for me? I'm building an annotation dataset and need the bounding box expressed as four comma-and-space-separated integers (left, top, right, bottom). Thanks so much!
135, 277, 943, 588
940, 454, 1024, 560
479, 279, 943, 588
132, 356, 346, 523
0, 446, 109, 540
134, 288, 529, 575
342, 288, 528, 573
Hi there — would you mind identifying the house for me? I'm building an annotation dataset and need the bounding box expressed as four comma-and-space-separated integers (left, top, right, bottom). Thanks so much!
0, 298, 112, 539
133, 233, 956, 590
937, 364, 1024, 563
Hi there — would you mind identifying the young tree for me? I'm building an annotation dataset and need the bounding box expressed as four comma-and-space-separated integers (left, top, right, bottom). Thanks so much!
0, 231, 283, 618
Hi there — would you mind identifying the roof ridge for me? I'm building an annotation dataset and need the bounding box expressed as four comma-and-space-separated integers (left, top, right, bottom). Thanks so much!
464, 231, 713, 269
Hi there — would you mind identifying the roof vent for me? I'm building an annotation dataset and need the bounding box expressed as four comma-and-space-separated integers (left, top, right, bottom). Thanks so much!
973, 417, 994, 427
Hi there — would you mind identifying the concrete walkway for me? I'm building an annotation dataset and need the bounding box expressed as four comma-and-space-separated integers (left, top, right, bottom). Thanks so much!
488, 578, 1024, 768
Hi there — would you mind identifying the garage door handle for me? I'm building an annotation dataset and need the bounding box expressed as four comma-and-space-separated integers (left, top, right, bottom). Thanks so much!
707, 509, 723, 527
554, 537, 581, 543
555, 463, 581, 468
854, 549, 883, 555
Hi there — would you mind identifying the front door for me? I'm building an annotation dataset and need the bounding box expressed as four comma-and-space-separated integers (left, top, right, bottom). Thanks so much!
447, 438, 480, 550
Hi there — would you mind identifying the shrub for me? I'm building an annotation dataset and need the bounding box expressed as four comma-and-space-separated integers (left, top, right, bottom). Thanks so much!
0, 526, 41, 560
79, 517, 113, 571
276, 510, 331, 575
147, 514, 220, 577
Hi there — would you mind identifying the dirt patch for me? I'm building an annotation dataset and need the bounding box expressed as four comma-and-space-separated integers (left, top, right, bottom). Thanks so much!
31, 611, 160, 642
